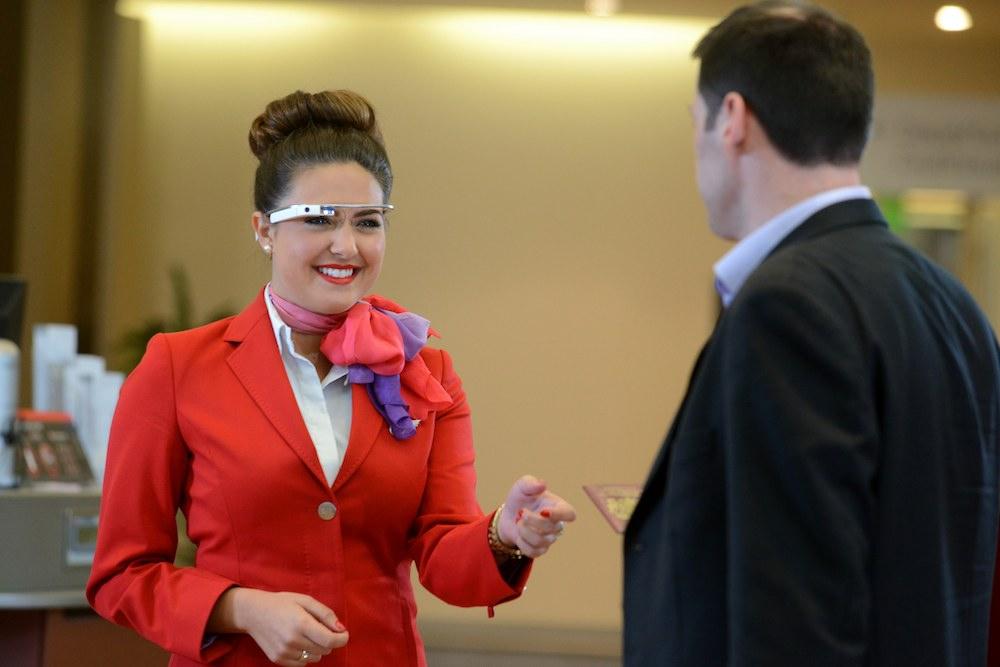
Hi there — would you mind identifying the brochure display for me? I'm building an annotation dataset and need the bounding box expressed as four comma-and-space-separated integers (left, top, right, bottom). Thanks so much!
583, 483, 642, 534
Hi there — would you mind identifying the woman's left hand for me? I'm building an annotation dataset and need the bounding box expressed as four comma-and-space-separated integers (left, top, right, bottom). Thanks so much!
497, 475, 576, 559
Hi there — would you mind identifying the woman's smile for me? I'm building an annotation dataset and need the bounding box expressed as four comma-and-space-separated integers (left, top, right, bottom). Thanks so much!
317, 264, 359, 284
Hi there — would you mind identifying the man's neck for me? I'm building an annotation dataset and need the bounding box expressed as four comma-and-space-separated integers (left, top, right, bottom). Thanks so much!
735, 160, 862, 240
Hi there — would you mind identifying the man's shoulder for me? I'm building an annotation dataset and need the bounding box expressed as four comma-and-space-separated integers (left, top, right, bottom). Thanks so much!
744, 219, 904, 292
734, 220, 992, 342
727, 222, 907, 328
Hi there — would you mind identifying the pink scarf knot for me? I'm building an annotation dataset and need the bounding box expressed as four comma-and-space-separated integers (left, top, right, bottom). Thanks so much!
269, 290, 451, 438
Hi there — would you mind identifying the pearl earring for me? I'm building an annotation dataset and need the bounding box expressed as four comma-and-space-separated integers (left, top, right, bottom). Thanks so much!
263, 244, 272, 257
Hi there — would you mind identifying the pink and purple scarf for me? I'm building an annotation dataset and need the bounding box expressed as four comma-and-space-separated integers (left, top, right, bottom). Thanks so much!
269, 291, 452, 439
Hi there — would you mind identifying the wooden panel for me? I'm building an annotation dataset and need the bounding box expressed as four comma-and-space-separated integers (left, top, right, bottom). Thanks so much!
0, 610, 44, 666
0, 0, 24, 274
42, 609, 169, 667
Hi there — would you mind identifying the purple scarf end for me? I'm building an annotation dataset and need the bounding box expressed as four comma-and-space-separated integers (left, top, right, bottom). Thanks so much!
363, 374, 416, 440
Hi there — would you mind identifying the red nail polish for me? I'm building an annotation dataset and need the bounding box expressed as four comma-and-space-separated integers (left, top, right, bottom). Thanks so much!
515, 509, 524, 523
334, 620, 346, 632
540, 509, 551, 518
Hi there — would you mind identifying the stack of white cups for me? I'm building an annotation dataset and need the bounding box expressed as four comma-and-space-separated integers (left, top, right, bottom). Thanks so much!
32, 324, 124, 485
0, 339, 18, 488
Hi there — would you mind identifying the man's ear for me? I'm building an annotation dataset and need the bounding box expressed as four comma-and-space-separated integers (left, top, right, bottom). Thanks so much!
718, 91, 749, 151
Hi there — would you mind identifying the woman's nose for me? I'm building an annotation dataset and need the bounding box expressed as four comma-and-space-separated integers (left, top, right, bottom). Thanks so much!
328, 224, 358, 256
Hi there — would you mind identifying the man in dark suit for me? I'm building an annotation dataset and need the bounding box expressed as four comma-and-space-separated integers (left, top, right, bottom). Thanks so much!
623, 2, 1000, 665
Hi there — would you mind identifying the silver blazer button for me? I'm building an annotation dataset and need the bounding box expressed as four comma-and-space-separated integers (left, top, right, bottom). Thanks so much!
317, 501, 337, 520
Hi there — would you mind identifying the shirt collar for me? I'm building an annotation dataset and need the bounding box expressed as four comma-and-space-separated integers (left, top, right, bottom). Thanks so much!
264, 283, 350, 384
713, 185, 872, 307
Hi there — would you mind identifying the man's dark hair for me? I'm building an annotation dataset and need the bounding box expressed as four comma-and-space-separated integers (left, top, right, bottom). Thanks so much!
693, 1, 874, 166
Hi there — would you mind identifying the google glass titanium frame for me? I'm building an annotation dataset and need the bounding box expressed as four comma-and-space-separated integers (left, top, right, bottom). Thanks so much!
266, 203, 394, 224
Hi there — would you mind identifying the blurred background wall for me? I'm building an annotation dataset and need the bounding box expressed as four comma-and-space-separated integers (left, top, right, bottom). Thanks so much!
4, 0, 1000, 662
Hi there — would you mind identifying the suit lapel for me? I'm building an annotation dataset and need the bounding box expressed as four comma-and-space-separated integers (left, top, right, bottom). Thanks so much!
627, 330, 718, 537
225, 292, 329, 489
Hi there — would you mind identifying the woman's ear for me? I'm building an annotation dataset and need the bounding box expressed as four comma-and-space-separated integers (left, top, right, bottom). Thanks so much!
251, 211, 273, 257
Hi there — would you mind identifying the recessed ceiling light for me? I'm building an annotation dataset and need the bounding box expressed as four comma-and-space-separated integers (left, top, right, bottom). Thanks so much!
935, 5, 973, 32
585, 0, 621, 18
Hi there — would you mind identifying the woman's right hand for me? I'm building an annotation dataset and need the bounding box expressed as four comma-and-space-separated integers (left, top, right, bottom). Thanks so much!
210, 587, 349, 665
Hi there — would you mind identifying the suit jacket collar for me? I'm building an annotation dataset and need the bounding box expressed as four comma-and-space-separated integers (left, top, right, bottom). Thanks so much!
768, 197, 887, 258
223, 289, 385, 493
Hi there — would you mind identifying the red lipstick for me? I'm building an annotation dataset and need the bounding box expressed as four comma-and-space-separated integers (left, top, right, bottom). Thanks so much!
316, 264, 358, 285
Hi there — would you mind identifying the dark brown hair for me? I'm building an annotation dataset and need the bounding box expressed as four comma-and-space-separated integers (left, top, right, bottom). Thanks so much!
693, 1, 873, 166
248, 90, 393, 212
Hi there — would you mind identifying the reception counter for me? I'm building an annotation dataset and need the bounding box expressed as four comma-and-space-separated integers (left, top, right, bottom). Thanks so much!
0, 485, 169, 666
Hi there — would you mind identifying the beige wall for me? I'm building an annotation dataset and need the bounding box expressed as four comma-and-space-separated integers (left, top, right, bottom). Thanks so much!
110, 4, 719, 644
15, 0, 1000, 656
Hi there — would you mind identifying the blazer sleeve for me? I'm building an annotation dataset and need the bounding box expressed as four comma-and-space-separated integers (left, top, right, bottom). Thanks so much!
721, 283, 878, 666
406, 348, 531, 608
85, 334, 237, 662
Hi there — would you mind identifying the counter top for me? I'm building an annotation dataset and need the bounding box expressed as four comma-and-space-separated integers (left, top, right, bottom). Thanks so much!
0, 590, 88, 609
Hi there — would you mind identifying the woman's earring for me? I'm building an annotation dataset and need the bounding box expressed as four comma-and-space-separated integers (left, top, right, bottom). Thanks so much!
263, 244, 272, 258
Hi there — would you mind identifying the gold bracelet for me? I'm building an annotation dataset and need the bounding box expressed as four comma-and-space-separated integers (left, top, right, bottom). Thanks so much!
488, 504, 523, 559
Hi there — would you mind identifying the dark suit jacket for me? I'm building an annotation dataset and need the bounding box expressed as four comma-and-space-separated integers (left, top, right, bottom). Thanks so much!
624, 199, 1000, 666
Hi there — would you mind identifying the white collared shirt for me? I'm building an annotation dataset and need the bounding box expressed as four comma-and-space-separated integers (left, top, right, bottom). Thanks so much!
264, 284, 352, 486
713, 185, 873, 307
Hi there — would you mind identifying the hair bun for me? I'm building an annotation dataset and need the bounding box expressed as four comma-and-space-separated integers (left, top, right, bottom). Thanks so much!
248, 89, 383, 160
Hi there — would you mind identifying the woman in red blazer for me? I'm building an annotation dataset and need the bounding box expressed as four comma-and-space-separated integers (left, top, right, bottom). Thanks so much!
86, 89, 575, 666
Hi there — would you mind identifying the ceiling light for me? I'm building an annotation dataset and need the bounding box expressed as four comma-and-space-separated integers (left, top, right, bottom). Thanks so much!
934, 5, 973, 32
585, 0, 621, 18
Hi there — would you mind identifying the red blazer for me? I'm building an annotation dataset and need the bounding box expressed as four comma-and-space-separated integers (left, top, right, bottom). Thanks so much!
86, 291, 528, 666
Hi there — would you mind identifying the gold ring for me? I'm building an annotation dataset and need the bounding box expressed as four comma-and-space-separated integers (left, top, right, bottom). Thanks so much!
300, 649, 311, 661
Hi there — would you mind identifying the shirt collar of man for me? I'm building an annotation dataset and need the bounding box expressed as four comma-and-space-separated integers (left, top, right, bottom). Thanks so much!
263, 283, 350, 385
713, 185, 873, 307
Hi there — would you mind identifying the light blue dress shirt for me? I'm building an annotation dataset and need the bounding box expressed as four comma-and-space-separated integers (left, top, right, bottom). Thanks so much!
713, 186, 873, 307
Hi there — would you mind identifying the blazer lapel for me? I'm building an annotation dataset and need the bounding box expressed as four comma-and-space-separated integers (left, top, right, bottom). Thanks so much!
627, 331, 718, 538
332, 384, 385, 493
224, 291, 329, 489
